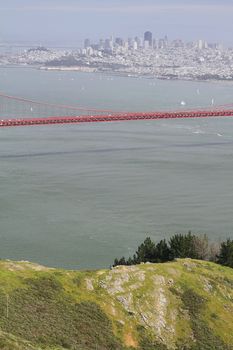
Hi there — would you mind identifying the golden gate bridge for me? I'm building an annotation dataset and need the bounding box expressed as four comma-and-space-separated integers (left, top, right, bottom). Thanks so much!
1, 91, 233, 128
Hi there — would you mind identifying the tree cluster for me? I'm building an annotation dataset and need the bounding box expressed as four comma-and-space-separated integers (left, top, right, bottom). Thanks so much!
113, 233, 233, 269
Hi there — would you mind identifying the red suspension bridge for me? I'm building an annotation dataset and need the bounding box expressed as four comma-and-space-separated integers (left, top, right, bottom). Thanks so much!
1, 91, 233, 127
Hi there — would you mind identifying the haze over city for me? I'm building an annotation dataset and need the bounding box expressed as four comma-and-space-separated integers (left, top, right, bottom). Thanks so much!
1, 0, 233, 46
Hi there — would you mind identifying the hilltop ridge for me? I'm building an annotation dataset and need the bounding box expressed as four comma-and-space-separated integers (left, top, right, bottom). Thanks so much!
0, 259, 233, 349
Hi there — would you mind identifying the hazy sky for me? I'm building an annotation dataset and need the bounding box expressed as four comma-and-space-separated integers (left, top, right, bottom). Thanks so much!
1, 0, 233, 46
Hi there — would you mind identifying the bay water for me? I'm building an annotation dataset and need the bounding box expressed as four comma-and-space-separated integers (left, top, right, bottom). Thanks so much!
0, 67, 233, 269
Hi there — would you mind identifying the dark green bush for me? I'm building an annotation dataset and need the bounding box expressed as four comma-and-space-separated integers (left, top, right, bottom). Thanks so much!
217, 239, 233, 268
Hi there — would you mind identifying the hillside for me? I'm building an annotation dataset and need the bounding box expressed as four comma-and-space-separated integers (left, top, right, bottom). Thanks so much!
0, 259, 232, 350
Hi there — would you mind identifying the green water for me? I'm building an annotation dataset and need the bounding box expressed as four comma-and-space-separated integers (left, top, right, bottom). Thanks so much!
0, 68, 233, 269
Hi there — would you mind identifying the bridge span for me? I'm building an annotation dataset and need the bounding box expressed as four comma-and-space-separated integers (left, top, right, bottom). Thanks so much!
1, 109, 233, 127
1, 92, 233, 127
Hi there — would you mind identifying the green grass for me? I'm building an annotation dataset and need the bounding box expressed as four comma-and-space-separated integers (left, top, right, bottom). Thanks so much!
0, 274, 124, 350
181, 288, 230, 350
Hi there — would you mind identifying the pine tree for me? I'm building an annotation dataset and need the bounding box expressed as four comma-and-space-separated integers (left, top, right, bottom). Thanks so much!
169, 232, 198, 259
217, 239, 233, 268
133, 237, 157, 263
113, 256, 127, 267
155, 239, 171, 262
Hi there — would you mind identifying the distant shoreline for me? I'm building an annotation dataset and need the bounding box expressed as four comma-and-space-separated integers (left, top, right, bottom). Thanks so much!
1, 63, 233, 84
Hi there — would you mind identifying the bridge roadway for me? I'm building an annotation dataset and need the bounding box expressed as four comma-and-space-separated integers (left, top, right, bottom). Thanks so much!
1, 109, 233, 127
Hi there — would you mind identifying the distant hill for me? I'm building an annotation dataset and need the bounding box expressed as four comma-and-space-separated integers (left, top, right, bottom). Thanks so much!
0, 259, 232, 350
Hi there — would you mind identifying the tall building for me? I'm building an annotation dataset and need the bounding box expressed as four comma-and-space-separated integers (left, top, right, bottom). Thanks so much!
135, 36, 143, 49
115, 37, 123, 46
197, 39, 207, 50
153, 39, 158, 50
144, 40, 150, 50
144, 31, 153, 47
128, 37, 134, 49
164, 35, 169, 48
99, 39, 104, 50
84, 38, 91, 48
132, 40, 138, 51
104, 38, 114, 52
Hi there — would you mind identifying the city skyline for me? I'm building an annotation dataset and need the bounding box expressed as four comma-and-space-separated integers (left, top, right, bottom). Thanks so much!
0, 0, 233, 46
83, 31, 223, 52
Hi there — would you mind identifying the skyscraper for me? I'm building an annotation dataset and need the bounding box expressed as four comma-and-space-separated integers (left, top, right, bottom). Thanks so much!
144, 31, 152, 47
115, 37, 123, 46
84, 38, 91, 49
135, 36, 143, 49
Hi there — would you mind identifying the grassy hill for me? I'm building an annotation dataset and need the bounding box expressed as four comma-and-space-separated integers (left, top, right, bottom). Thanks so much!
0, 259, 232, 350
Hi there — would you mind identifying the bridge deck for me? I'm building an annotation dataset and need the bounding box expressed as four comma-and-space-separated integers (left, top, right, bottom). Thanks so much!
1, 110, 233, 127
